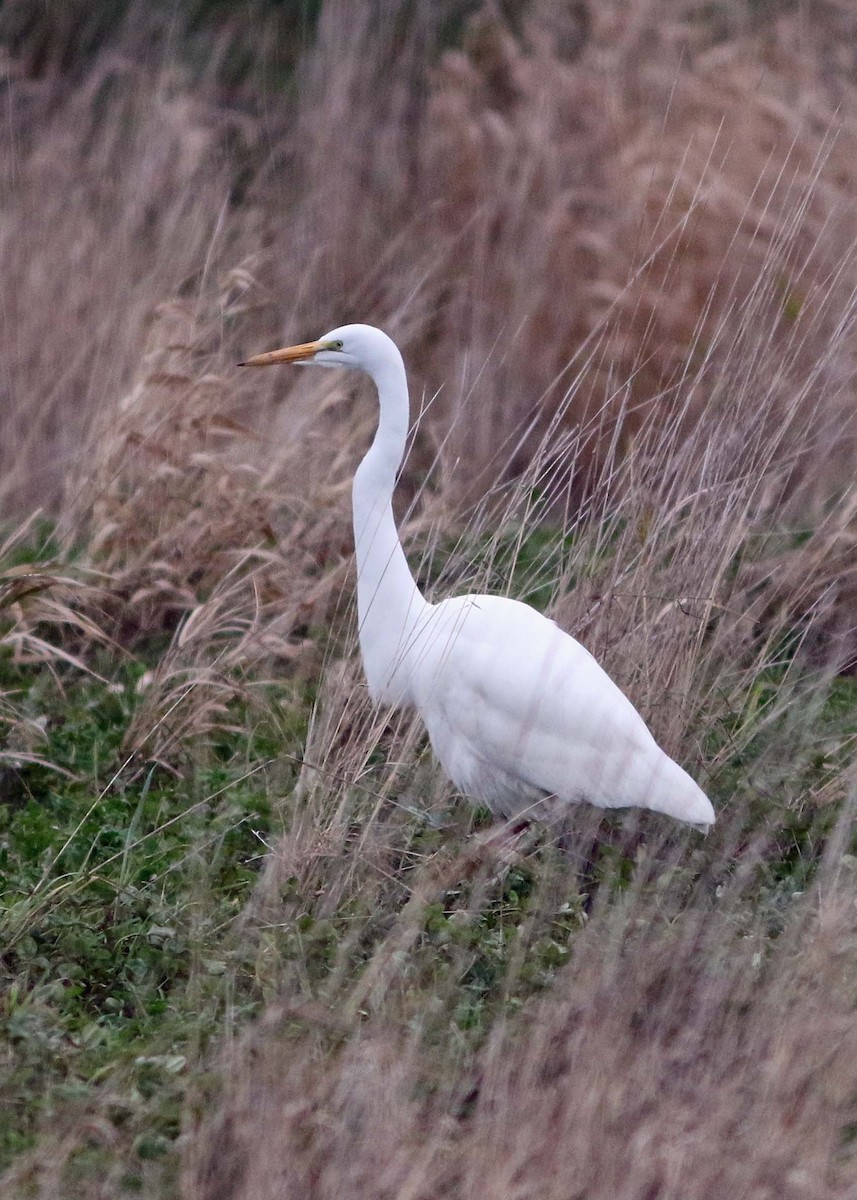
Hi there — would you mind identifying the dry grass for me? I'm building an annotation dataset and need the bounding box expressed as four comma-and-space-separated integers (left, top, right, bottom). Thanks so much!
184, 887, 857, 1200
1, 1, 857, 1196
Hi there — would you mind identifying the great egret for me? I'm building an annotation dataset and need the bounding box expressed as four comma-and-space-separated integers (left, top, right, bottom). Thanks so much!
240, 324, 715, 832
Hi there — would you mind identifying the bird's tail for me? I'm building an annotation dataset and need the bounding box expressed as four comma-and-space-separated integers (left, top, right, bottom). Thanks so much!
644, 751, 715, 831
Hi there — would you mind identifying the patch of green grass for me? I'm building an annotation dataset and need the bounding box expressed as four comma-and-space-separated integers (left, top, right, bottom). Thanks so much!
704, 667, 857, 920
424, 521, 580, 611
0, 654, 295, 1181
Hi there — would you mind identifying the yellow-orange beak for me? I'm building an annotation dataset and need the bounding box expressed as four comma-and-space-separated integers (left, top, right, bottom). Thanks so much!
238, 339, 324, 367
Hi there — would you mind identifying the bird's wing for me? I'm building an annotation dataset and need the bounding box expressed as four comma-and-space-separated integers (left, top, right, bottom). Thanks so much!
415, 594, 663, 810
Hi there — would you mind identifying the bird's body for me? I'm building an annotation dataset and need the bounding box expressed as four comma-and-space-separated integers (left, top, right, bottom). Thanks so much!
241, 323, 714, 832
407, 595, 710, 826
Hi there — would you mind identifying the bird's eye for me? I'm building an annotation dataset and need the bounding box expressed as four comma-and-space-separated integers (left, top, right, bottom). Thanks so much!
329, 339, 344, 351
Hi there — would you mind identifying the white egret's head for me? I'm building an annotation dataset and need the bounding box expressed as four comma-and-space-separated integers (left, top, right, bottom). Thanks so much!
239, 323, 399, 376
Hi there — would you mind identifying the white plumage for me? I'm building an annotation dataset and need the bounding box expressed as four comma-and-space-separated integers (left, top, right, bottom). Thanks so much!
241, 323, 715, 832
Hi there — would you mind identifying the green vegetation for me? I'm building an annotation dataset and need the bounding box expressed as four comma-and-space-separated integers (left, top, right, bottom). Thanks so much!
1, 515, 855, 1194
0, 657, 274, 1184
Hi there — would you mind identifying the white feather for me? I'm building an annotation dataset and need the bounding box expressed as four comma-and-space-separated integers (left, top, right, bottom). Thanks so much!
249, 323, 715, 832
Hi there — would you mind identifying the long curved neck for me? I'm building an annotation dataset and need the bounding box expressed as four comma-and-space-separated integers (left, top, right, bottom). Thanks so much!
352, 347, 428, 704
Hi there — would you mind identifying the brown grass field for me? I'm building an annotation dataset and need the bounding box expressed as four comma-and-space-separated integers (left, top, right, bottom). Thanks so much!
1, 2, 857, 1196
